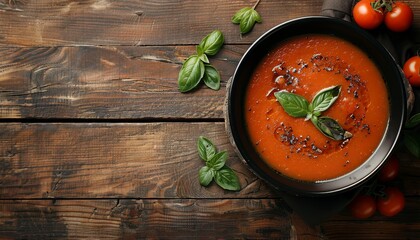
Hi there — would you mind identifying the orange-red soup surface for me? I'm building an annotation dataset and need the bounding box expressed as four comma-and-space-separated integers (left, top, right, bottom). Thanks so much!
245, 34, 389, 181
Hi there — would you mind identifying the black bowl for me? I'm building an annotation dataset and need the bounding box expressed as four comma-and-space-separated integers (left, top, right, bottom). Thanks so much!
226, 16, 407, 196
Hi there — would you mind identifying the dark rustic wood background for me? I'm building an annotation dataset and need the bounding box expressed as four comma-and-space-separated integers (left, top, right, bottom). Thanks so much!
0, 0, 419, 239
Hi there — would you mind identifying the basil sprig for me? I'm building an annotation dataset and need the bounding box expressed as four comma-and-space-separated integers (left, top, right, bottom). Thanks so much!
274, 85, 352, 141
197, 136, 241, 191
178, 30, 224, 92
231, 0, 262, 34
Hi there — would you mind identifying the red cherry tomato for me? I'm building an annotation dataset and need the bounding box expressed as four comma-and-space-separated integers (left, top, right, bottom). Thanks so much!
384, 2, 413, 32
349, 195, 377, 219
378, 155, 399, 182
377, 187, 405, 217
403, 56, 420, 87
353, 0, 384, 30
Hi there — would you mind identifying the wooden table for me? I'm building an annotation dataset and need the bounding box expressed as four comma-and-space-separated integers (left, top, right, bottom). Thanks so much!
0, 0, 419, 239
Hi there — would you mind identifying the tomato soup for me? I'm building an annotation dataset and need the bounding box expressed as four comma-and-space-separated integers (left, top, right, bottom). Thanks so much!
245, 34, 389, 181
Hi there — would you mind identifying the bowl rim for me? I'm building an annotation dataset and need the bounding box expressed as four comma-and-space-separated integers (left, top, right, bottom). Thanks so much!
226, 16, 407, 195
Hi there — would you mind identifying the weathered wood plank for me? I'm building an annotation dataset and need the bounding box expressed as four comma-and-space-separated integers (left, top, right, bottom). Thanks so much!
0, 198, 419, 239
0, 199, 307, 240
322, 197, 420, 239
0, 0, 329, 47
0, 45, 245, 119
1, 122, 419, 199
0, 122, 277, 199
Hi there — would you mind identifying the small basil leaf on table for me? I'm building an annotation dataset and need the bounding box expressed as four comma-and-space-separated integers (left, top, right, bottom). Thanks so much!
178, 55, 205, 92
214, 166, 241, 191
240, 8, 262, 34
203, 65, 221, 90
199, 166, 215, 186
274, 90, 310, 118
198, 30, 224, 56
312, 116, 352, 141
231, 7, 262, 34
310, 85, 341, 113
197, 136, 217, 162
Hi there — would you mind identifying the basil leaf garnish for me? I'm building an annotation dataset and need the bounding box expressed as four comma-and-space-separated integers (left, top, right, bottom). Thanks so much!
312, 116, 352, 141
198, 30, 224, 56
405, 113, 420, 128
203, 65, 221, 90
199, 166, 214, 186
274, 90, 310, 118
178, 55, 205, 93
214, 166, 241, 191
311, 85, 341, 113
197, 136, 217, 162
274, 85, 352, 141
231, 6, 262, 34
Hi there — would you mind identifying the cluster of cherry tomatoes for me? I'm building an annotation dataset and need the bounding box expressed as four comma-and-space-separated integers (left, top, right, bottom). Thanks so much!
348, 155, 405, 219
353, 0, 413, 32
353, 1, 420, 87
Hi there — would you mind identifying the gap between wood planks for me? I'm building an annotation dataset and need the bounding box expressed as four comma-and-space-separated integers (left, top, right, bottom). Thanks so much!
0, 118, 225, 123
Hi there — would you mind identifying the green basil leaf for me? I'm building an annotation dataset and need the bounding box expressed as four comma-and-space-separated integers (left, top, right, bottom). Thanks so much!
199, 54, 209, 64
311, 85, 341, 113
203, 65, 221, 90
312, 116, 352, 141
274, 90, 310, 118
196, 45, 209, 63
251, 7, 262, 23
196, 45, 204, 56
404, 131, 420, 158
197, 136, 217, 162
239, 8, 261, 34
178, 55, 205, 93
199, 166, 214, 186
208, 151, 227, 171
198, 30, 224, 56
231, 7, 250, 24
405, 113, 420, 128
214, 166, 241, 191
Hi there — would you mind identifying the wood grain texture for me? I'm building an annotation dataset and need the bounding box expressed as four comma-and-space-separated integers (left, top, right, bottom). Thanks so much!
0, 199, 310, 240
0, 45, 245, 119
0, 122, 277, 199
322, 197, 420, 239
1, 122, 419, 199
0, 198, 419, 239
0, 0, 328, 47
